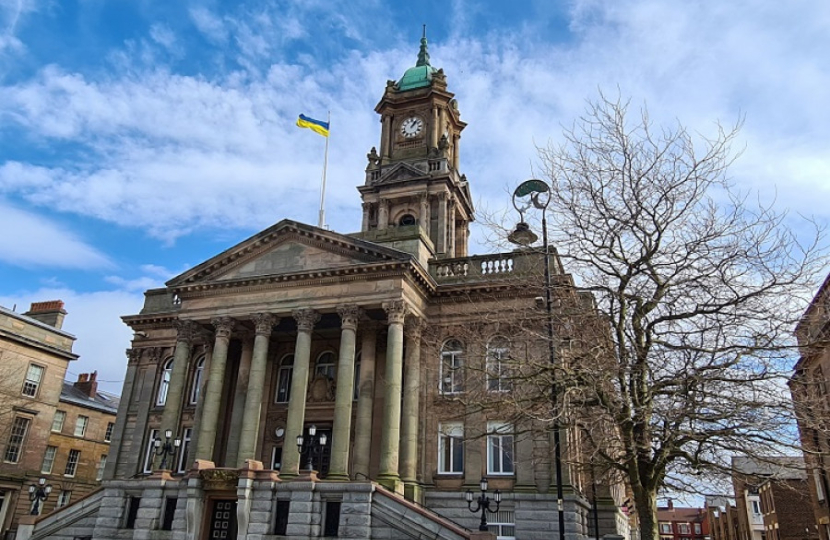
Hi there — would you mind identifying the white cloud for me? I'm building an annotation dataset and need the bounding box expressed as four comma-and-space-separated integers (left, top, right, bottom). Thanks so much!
189, 6, 228, 44
0, 200, 112, 269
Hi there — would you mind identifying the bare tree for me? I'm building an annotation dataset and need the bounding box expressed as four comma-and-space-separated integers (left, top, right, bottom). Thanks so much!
512, 94, 828, 540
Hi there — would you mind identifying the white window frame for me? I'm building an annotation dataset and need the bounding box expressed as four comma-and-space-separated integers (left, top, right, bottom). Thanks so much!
144, 428, 159, 473
97, 454, 108, 481
315, 351, 336, 380
694, 523, 702, 534
64, 449, 81, 477
189, 357, 205, 404
440, 340, 464, 395
157, 358, 173, 406
104, 422, 114, 442
52, 410, 66, 433
438, 422, 464, 474
486, 336, 511, 392
275, 354, 294, 403
488, 509, 516, 540
660, 523, 673, 534
74, 415, 89, 437
487, 421, 514, 475
177, 428, 193, 473
57, 490, 72, 508
4, 416, 31, 463
22, 364, 44, 397
271, 446, 283, 470
41, 446, 57, 474
678, 524, 691, 534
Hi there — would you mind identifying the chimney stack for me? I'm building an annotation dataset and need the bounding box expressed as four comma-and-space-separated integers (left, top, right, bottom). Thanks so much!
74, 371, 98, 398
24, 300, 67, 329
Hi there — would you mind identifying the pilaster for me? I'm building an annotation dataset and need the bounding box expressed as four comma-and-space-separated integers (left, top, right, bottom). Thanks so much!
401, 316, 423, 498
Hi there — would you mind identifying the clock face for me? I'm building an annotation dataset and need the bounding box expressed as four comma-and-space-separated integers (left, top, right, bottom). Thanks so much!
401, 116, 424, 138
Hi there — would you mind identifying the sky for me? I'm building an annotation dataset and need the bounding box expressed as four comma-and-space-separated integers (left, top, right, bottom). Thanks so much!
1, 0, 829, 394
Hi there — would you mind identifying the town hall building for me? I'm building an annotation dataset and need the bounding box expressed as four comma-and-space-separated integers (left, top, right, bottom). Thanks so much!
18, 35, 629, 540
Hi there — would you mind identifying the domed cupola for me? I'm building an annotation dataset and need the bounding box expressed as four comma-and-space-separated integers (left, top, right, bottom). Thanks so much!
397, 28, 438, 92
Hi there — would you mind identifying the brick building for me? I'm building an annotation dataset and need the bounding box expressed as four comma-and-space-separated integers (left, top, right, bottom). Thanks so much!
657, 501, 709, 540
758, 476, 819, 540
0, 303, 117, 539
792, 272, 830, 540
707, 496, 740, 540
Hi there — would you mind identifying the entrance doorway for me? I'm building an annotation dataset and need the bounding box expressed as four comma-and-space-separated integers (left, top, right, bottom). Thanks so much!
300, 426, 332, 477
205, 499, 237, 540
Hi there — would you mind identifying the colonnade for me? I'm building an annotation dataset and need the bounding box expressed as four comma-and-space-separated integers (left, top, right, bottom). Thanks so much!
159, 300, 420, 492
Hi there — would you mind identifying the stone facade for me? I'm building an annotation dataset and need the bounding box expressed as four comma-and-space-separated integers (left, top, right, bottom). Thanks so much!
21, 36, 629, 540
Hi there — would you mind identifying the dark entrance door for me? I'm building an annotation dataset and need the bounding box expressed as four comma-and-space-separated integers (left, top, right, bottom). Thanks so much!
206, 499, 237, 540
300, 427, 332, 477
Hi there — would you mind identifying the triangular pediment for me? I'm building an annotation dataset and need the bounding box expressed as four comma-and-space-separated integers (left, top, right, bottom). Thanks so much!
167, 220, 411, 287
375, 162, 428, 185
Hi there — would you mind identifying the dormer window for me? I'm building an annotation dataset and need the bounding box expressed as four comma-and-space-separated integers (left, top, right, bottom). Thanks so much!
399, 214, 416, 226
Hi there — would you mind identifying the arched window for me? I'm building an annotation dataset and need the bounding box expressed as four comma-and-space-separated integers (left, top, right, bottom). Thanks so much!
399, 214, 416, 226
189, 357, 205, 404
315, 351, 336, 380
487, 336, 511, 392
275, 355, 294, 403
157, 358, 174, 406
440, 339, 464, 395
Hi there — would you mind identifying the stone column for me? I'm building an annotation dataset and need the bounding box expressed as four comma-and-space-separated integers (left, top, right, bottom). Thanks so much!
160, 320, 198, 440
419, 194, 430, 233
378, 300, 407, 491
437, 193, 448, 255
352, 324, 377, 479
226, 337, 253, 467
236, 314, 277, 467
103, 348, 141, 479
281, 308, 320, 477
448, 201, 457, 257
453, 134, 460, 170
400, 317, 423, 500
195, 317, 234, 462
431, 106, 439, 148
328, 305, 361, 481
378, 199, 389, 229
381, 115, 391, 160
361, 202, 371, 232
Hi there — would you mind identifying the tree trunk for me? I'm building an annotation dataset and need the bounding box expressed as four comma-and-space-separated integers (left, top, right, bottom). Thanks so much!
634, 489, 658, 540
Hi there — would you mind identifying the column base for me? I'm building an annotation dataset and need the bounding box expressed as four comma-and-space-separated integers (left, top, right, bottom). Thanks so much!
403, 481, 423, 504
377, 474, 403, 494
326, 472, 351, 482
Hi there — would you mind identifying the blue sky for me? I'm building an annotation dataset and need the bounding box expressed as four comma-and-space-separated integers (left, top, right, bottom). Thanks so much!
1, 0, 829, 393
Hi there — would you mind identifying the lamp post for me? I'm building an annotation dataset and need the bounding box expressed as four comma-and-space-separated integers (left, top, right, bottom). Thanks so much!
509, 178, 566, 540
465, 477, 502, 532
28, 477, 52, 515
153, 429, 182, 471
296, 424, 328, 472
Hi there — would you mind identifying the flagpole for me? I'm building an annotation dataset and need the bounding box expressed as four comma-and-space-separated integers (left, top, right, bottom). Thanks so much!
318, 110, 330, 229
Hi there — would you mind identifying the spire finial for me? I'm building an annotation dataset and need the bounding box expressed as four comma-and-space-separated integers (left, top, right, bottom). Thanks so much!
416, 25, 430, 67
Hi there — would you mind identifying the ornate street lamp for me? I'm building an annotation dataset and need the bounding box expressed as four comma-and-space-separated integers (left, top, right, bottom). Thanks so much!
509, 178, 565, 540
28, 477, 52, 515
153, 429, 182, 471
296, 424, 328, 472
465, 477, 502, 532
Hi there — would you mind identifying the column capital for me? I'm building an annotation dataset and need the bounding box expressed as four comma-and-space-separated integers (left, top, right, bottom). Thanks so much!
211, 317, 235, 339
126, 348, 142, 364
251, 313, 278, 337
292, 308, 320, 333
337, 305, 362, 331
174, 319, 200, 343
404, 316, 424, 338
382, 300, 408, 325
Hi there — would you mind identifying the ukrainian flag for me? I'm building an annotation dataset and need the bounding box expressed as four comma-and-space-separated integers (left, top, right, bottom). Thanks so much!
296, 114, 330, 137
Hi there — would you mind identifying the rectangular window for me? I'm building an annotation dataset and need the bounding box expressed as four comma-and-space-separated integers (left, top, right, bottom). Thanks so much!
694, 523, 702, 534
124, 497, 141, 529
65, 449, 81, 476
487, 422, 514, 475
276, 366, 293, 403
4, 417, 31, 463
271, 446, 283, 470
57, 490, 72, 508
97, 454, 108, 481
74, 415, 89, 437
438, 422, 464, 474
22, 364, 44, 397
161, 497, 177, 531
104, 422, 114, 442
751, 499, 761, 515
177, 428, 193, 473
488, 510, 516, 540
440, 349, 464, 394
144, 429, 159, 473
323, 501, 341, 537
274, 500, 290, 535
660, 524, 673, 534
52, 410, 66, 432
486, 339, 511, 392
41, 446, 58, 474
679, 524, 691, 534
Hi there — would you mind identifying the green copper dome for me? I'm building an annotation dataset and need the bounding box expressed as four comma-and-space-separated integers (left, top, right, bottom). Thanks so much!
397, 28, 438, 91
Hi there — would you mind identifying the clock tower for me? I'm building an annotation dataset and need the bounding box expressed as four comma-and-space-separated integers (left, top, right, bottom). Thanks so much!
357, 30, 474, 261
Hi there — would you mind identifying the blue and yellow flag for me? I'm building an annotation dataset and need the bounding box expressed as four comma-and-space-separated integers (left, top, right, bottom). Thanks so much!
296, 114, 330, 137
